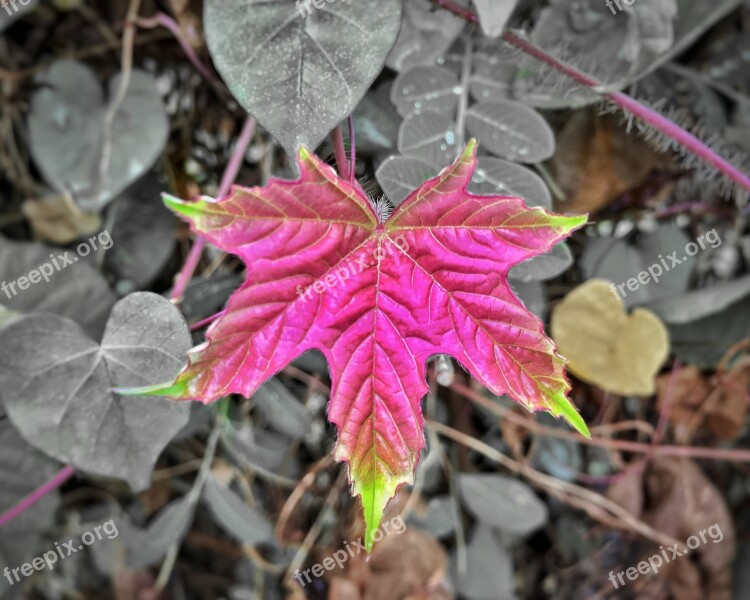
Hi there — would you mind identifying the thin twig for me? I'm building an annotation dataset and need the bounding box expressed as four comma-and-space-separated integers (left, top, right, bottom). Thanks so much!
430, 421, 681, 549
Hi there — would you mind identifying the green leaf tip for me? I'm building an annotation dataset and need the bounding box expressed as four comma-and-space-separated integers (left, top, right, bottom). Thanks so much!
461, 138, 478, 160
162, 193, 207, 220
359, 478, 398, 552
112, 377, 190, 399
548, 391, 590, 438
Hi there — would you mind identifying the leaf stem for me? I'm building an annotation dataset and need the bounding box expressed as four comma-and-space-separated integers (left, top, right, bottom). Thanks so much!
134, 12, 225, 95
331, 125, 350, 180
0, 465, 75, 528
431, 0, 750, 194
170, 116, 256, 302
347, 114, 357, 183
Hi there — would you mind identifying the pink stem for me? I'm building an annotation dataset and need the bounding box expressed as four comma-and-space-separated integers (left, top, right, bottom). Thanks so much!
134, 13, 221, 90
170, 116, 256, 302
432, 1, 750, 194
190, 309, 226, 332
347, 115, 356, 183
0, 465, 75, 528
331, 126, 350, 180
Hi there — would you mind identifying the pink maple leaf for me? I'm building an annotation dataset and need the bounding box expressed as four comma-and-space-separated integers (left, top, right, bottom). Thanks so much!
137, 141, 588, 549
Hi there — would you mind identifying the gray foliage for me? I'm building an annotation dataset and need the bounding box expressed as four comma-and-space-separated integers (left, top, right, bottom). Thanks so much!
580, 225, 694, 308
203, 476, 272, 544
469, 157, 551, 209
103, 175, 176, 291
472, 0, 519, 38
0, 420, 61, 590
252, 378, 312, 439
509, 242, 572, 283
126, 496, 195, 569
391, 66, 461, 118
0, 293, 191, 491
458, 473, 548, 536
0, 236, 116, 340
449, 527, 515, 600
386, 0, 465, 71
0, 0, 38, 31
375, 155, 438, 205
647, 274, 750, 324
465, 100, 555, 163
398, 110, 458, 169
204, 0, 402, 157
28, 60, 169, 212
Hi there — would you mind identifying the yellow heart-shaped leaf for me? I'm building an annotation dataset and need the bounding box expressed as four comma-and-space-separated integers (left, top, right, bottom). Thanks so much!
551, 279, 670, 396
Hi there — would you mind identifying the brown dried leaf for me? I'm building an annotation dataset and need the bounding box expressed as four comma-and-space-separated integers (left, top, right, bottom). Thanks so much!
22, 195, 101, 244
549, 110, 677, 215
708, 365, 750, 441
608, 457, 735, 600
656, 365, 711, 442
338, 529, 451, 600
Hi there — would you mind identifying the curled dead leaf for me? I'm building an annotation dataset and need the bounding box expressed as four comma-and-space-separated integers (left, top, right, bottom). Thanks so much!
551, 279, 670, 396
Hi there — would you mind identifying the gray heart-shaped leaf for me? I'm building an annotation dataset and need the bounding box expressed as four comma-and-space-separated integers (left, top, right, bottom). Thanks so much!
204, 0, 402, 157
0, 236, 116, 340
28, 60, 168, 211
0, 293, 191, 491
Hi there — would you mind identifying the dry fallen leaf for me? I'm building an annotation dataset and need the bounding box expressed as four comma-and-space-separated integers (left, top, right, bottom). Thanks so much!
330, 528, 451, 600
656, 363, 749, 442
551, 279, 670, 396
656, 365, 712, 442
22, 195, 101, 244
548, 110, 677, 214
608, 457, 735, 600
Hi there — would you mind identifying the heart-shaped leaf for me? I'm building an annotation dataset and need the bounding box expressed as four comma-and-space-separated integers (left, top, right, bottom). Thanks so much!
0, 293, 191, 490
204, 0, 402, 156
0, 236, 116, 340
28, 59, 168, 211
551, 279, 670, 396
135, 142, 587, 549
